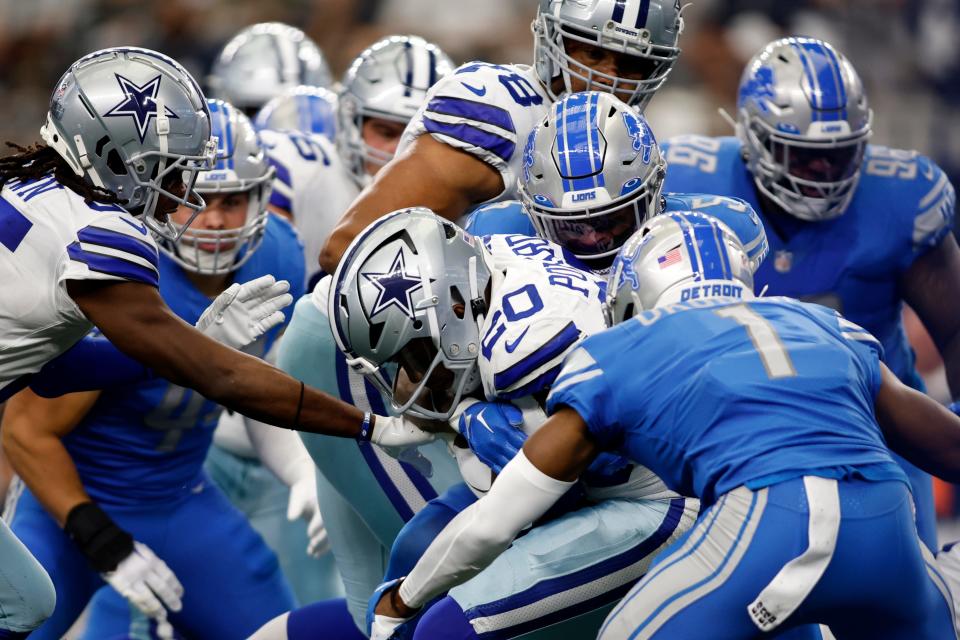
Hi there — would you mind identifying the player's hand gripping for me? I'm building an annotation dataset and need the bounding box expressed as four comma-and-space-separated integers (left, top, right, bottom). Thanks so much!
102, 541, 183, 639
452, 399, 528, 473
368, 578, 419, 640
195, 274, 293, 350
358, 413, 437, 457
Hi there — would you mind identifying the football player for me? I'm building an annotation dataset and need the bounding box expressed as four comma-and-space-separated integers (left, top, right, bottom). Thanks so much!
659, 37, 960, 551
466, 91, 768, 275
207, 22, 333, 117
371, 211, 960, 640
0, 46, 430, 639
250, 36, 465, 639
3, 100, 312, 639
328, 205, 699, 639
320, 0, 684, 272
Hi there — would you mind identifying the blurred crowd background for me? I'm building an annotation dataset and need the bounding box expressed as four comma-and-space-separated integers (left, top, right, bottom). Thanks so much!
1, 0, 958, 515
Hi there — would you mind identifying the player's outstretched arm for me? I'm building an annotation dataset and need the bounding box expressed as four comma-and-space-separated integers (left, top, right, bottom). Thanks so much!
372, 407, 598, 630
65, 279, 416, 441
901, 234, 960, 400
875, 362, 960, 482
319, 135, 502, 273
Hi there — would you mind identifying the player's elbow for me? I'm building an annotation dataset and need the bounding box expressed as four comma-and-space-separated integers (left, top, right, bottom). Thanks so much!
319, 230, 347, 275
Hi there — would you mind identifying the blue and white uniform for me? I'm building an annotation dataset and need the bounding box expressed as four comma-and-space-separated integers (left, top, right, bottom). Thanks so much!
277, 59, 553, 632
548, 296, 956, 639
661, 135, 957, 548
0, 175, 167, 635
400, 62, 550, 213
389, 235, 698, 640
259, 128, 358, 284
7, 214, 306, 640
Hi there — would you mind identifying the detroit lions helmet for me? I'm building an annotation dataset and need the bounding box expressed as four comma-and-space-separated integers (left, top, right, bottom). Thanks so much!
520, 91, 665, 263
605, 212, 754, 325
337, 35, 454, 185
737, 37, 872, 221
156, 100, 273, 275
254, 85, 338, 138
534, 0, 683, 110
40, 47, 216, 240
208, 23, 333, 114
330, 208, 491, 420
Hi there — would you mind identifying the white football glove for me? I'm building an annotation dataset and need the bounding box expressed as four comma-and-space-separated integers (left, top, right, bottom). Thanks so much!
287, 471, 330, 557
368, 415, 437, 457
102, 541, 182, 639
196, 275, 293, 350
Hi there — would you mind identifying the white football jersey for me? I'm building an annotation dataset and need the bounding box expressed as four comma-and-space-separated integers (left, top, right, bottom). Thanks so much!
473, 234, 678, 502
260, 129, 359, 281
0, 176, 160, 396
400, 62, 550, 205
478, 234, 606, 400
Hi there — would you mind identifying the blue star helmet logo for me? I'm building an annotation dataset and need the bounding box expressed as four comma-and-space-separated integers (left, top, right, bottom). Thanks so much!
104, 74, 179, 143
362, 248, 424, 320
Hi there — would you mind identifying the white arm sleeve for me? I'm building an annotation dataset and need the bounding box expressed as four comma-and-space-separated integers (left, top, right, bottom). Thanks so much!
398, 451, 575, 608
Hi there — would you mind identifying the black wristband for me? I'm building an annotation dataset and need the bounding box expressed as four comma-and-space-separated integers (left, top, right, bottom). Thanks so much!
63, 502, 134, 573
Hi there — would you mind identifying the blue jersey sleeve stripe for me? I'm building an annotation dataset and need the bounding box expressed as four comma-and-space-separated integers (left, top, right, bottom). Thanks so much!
425, 96, 516, 134
0, 196, 34, 252
423, 117, 515, 163
269, 159, 292, 188
77, 226, 158, 266
67, 242, 159, 287
494, 321, 581, 391
269, 189, 293, 213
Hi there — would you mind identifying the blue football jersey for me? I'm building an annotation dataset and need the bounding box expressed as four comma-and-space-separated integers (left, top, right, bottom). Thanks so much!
465, 195, 768, 270
547, 297, 907, 504
63, 214, 306, 505
661, 136, 956, 389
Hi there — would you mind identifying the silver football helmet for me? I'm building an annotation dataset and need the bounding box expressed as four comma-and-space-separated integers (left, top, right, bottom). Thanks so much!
337, 35, 454, 185
520, 91, 665, 263
605, 212, 754, 325
40, 47, 216, 240
253, 85, 338, 138
737, 37, 872, 221
208, 23, 333, 114
156, 100, 273, 276
534, 0, 683, 110
329, 208, 491, 420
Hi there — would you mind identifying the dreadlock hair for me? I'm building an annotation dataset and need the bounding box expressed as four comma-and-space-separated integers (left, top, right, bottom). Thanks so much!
0, 142, 126, 206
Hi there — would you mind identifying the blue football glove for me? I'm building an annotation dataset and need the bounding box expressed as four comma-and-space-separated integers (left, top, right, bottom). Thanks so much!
367, 578, 416, 640
455, 400, 528, 474
583, 452, 634, 487
950, 402, 960, 418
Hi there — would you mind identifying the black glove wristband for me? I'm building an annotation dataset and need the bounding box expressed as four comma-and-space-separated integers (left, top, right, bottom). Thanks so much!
63, 502, 134, 573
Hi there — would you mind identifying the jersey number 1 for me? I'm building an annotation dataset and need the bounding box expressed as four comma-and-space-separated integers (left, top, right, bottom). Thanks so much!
715, 305, 796, 379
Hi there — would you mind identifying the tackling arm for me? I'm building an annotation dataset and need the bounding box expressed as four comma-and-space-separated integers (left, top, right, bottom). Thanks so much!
902, 234, 960, 400
376, 407, 598, 617
318, 135, 502, 273
875, 361, 960, 481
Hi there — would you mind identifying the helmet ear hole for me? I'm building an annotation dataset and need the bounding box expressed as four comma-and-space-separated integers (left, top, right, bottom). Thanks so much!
105, 149, 128, 176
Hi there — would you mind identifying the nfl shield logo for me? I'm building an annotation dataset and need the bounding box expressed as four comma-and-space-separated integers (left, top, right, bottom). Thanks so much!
774, 250, 793, 273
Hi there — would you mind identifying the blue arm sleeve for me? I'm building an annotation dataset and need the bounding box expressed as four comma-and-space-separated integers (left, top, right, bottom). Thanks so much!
29, 333, 155, 397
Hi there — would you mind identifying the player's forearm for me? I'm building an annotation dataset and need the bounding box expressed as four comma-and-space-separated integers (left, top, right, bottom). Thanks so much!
2, 427, 91, 525
397, 451, 573, 608
876, 364, 960, 481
